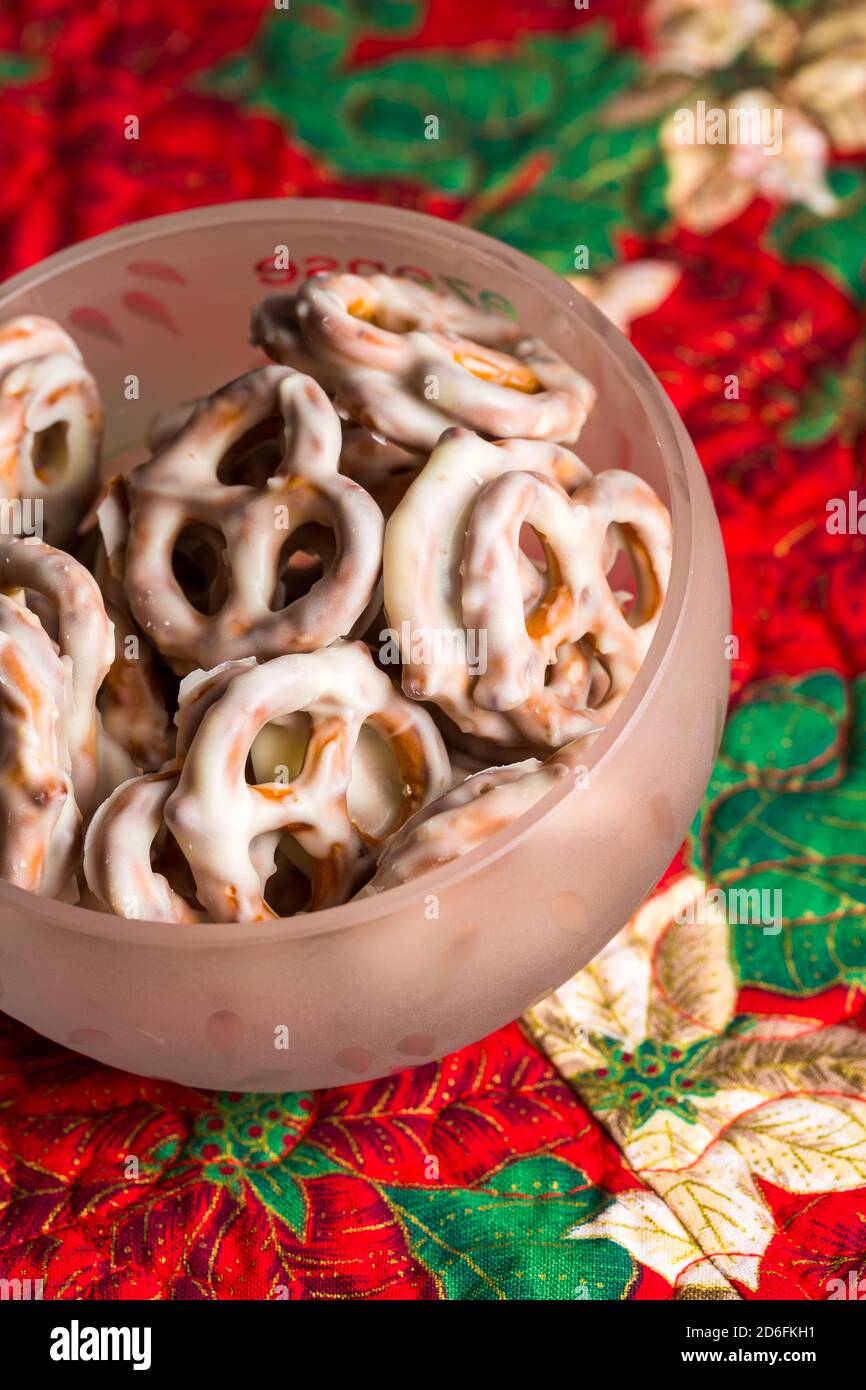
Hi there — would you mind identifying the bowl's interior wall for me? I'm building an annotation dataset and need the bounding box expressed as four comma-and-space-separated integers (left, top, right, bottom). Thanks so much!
0, 208, 671, 505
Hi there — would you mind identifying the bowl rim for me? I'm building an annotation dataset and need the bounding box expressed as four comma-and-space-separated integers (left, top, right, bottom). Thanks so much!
0, 197, 699, 946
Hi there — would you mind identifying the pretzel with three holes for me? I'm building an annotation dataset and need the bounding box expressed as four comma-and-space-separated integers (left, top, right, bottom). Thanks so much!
159, 641, 451, 922
123, 366, 385, 673
0, 316, 103, 545
252, 272, 596, 453
0, 594, 79, 895
384, 429, 671, 749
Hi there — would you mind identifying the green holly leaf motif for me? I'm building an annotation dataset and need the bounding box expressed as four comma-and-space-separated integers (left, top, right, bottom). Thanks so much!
382, 1155, 635, 1300
186, 1090, 336, 1238
200, 11, 668, 261
771, 167, 866, 301
690, 671, 866, 995
478, 32, 669, 271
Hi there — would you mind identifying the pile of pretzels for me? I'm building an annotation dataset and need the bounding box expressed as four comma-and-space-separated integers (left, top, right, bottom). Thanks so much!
0, 271, 671, 923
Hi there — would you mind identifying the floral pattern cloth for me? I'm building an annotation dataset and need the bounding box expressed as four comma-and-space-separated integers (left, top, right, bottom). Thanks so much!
1, 0, 866, 1300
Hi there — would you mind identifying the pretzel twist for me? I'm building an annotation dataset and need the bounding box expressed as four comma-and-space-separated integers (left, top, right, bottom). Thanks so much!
0, 537, 137, 810
252, 273, 596, 452
0, 315, 83, 374
0, 317, 103, 545
123, 367, 385, 673
92, 478, 173, 771
81, 651, 251, 922
365, 757, 570, 891
384, 429, 671, 749
0, 594, 79, 895
160, 641, 451, 922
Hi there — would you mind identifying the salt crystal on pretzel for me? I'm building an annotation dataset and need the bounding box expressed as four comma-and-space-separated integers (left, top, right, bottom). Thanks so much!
0, 537, 135, 811
384, 428, 671, 749
0, 594, 79, 896
364, 757, 571, 892
162, 641, 451, 922
122, 366, 385, 673
0, 317, 103, 545
252, 272, 596, 452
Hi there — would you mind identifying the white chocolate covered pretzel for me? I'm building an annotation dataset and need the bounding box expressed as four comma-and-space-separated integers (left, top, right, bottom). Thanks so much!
123, 367, 385, 673
252, 273, 596, 452
163, 641, 451, 922
0, 315, 83, 374
82, 652, 266, 922
365, 757, 570, 892
384, 429, 671, 748
92, 478, 173, 771
0, 537, 135, 811
83, 768, 202, 922
0, 594, 79, 895
0, 317, 103, 545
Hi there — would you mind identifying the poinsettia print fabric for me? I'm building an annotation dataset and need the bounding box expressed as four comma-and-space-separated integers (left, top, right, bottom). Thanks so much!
1, 0, 866, 1300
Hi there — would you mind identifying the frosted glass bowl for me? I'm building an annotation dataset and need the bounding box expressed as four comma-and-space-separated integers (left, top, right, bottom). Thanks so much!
0, 200, 730, 1091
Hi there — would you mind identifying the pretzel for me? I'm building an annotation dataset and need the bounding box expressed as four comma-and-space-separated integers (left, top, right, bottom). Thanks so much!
365, 757, 571, 892
122, 366, 385, 673
82, 655, 255, 922
384, 428, 671, 748
83, 769, 199, 921
0, 315, 83, 375
0, 594, 80, 895
0, 317, 103, 545
158, 641, 450, 922
92, 478, 173, 771
338, 423, 422, 519
0, 537, 136, 810
251, 273, 596, 453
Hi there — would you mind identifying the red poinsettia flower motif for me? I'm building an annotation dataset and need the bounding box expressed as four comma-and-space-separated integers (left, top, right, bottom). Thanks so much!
0, 1018, 655, 1300
749, 1179, 866, 1301
0, 81, 64, 276
617, 208, 864, 691
628, 209, 860, 434
4, 0, 269, 83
